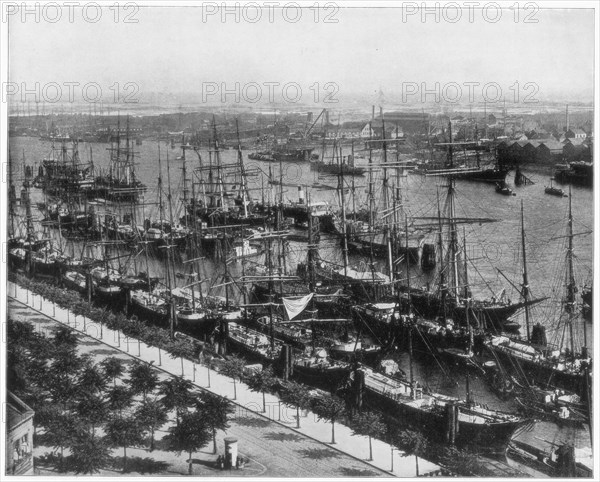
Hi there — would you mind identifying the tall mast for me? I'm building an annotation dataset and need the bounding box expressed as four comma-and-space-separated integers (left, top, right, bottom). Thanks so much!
367, 122, 375, 232
307, 191, 317, 293
566, 186, 576, 355
436, 189, 447, 315
462, 228, 470, 300
212, 118, 226, 221
235, 119, 249, 219
520, 200, 532, 342
380, 107, 389, 213
351, 140, 356, 221
448, 178, 460, 304
158, 146, 173, 337
166, 148, 176, 270
405, 216, 414, 400
447, 121, 454, 168
339, 153, 349, 277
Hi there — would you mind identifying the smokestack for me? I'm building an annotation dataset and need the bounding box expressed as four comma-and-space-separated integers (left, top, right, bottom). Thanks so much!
566, 104, 569, 131
298, 185, 305, 204
372, 105, 375, 121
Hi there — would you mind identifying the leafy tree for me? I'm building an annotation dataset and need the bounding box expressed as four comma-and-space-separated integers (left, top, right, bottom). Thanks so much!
7, 318, 37, 344
311, 394, 346, 444
23, 356, 51, 393
134, 398, 169, 451
438, 446, 479, 476
52, 325, 79, 351
168, 342, 195, 376
47, 349, 86, 409
127, 360, 159, 401
145, 328, 165, 366
101, 357, 125, 387
69, 431, 112, 474
78, 361, 108, 396
350, 411, 386, 461
279, 381, 312, 429
75, 393, 109, 436
196, 391, 235, 454
107, 385, 134, 418
7, 345, 35, 393
220, 355, 246, 400
158, 377, 196, 427
396, 429, 429, 476
246, 366, 278, 413
45, 410, 84, 471
105, 416, 145, 473
32, 401, 60, 429
163, 408, 212, 475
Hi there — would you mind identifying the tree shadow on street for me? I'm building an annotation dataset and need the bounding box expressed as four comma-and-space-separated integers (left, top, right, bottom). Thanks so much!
297, 448, 341, 460
339, 466, 381, 477
233, 416, 271, 428
263, 431, 304, 443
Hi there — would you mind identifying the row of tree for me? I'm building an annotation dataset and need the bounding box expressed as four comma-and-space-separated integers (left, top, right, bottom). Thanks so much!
8, 318, 234, 475
10, 276, 479, 475
11, 273, 202, 366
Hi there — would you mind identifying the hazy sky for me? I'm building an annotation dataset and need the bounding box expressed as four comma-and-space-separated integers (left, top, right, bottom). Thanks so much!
8, 3, 596, 106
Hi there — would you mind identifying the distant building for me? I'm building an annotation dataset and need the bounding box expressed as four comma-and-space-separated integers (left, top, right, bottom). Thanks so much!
536, 140, 564, 164
512, 132, 528, 141
521, 140, 539, 162
527, 129, 552, 140
565, 128, 587, 139
504, 140, 522, 164
6, 392, 34, 476
374, 111, 430, 134
561, 137, 587, 146
337, 121, 366, 139
563, 142, 592, 162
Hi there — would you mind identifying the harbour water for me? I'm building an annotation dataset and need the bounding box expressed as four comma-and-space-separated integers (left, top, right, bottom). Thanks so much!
8, 135, 594, 462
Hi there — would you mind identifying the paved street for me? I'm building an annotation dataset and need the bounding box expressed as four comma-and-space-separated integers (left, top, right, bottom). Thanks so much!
7, 284, 442, 477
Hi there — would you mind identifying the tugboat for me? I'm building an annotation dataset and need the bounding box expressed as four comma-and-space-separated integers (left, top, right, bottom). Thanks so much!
495, 181, 515, 196
544, 179, 568, 197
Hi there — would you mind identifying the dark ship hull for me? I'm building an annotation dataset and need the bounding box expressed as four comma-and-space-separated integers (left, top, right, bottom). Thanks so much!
359, 367, 524, 449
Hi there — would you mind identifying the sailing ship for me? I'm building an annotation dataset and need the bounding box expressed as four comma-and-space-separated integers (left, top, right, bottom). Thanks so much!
357, 364, 525, 448
225, 321, 350, 387
91, 117, 147, 202
420, 123, 508, 183
185, 120, 271, 229
400, 179, 545, 330
514, 386, 588, 427
485, 192, 592, 398
35, 139, 95, 195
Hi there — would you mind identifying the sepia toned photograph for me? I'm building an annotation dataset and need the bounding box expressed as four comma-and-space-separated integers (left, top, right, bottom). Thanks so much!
1, 1, 597, 478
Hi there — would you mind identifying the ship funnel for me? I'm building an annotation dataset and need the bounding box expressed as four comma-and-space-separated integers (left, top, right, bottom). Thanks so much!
298, 186, 305, 204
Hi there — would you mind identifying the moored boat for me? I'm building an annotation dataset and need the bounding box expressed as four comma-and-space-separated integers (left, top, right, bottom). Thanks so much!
357, 364, 525, 448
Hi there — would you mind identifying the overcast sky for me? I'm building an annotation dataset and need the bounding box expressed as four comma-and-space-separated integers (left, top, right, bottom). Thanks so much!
8, 3, 596, 106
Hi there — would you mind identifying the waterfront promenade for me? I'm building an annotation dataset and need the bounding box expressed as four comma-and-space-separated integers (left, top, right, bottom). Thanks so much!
7, 281, 444, 477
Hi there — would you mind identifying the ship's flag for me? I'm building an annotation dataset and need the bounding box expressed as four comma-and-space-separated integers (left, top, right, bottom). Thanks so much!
282, 293, 314, 320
